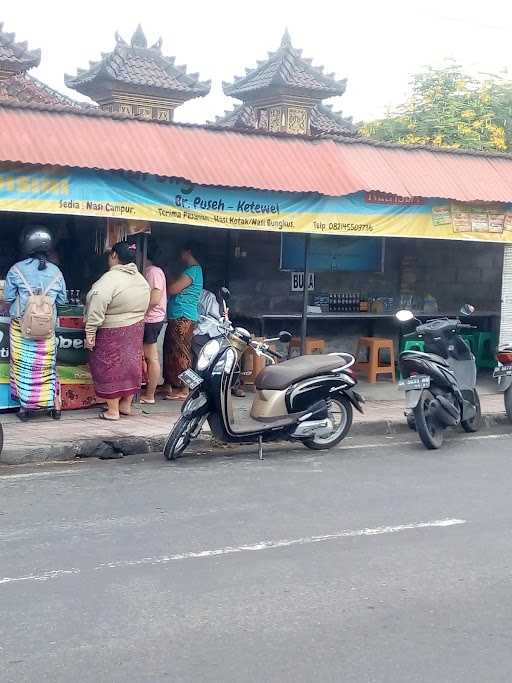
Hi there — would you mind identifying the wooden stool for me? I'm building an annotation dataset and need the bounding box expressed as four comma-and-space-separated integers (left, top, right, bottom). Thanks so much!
288, 337, 326, 358
356, 337, 396, 383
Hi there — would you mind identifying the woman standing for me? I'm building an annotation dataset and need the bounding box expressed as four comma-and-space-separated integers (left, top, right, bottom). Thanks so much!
84, 242, 150, 421
4, 226, 67, 421
163, 242, 203, 400
140, 241, 167, 404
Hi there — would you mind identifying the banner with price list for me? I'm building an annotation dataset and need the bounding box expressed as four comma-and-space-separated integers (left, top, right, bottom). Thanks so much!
2, 164, 512, 243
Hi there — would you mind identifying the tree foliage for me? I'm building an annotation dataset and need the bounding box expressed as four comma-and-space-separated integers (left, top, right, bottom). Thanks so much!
361, 64, 512, 152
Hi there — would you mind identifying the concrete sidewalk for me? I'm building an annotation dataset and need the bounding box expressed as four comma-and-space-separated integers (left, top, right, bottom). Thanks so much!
0, 389, 508, 465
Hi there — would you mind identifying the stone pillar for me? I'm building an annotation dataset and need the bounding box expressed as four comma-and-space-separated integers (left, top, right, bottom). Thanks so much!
499, 244, 512, 345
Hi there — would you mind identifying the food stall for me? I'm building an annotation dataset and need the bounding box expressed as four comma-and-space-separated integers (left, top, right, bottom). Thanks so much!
0, 210, 150, 411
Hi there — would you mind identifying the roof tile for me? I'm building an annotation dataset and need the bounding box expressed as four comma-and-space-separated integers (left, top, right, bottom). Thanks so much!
212, 102, 356, 137
2, 101, 512, 203
0, 73, 82, 108
0, 22, 40, 73
224, 30, 346, 100
65, 26, 210, 100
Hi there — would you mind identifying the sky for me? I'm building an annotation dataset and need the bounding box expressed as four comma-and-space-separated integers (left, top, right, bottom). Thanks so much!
2, 0, 512, 125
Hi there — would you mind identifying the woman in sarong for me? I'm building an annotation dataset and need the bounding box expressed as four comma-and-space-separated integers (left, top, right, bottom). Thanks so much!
162, 242, 203, 400
84, 242, 150, 421
4, 226, 67, 421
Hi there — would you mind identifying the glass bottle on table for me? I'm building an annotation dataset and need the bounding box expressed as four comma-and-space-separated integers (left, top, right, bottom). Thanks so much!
360, 293, 369, 313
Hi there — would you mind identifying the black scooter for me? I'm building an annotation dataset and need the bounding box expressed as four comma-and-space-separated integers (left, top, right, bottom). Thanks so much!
493, 345, 512, 422
396, 305, 481, 449
164, 289, 364, 460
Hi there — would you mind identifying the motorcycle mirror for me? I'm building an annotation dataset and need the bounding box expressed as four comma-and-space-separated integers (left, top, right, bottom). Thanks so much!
460, 303, 475, 317
219, 287, 230, 302
396, 309, 414, 322
278, 330, 292, 343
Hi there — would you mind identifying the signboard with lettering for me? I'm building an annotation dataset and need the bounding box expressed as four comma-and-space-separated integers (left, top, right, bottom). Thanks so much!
1, 163, 512, 243
291, 272, 315, 292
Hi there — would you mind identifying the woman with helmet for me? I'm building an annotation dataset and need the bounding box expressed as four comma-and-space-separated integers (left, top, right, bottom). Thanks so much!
3, 226, 67, 420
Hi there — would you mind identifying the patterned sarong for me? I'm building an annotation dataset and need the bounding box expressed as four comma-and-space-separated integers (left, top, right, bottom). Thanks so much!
10, 319, 58, 410
88, 321, 145, 399
163, 318, 196, 388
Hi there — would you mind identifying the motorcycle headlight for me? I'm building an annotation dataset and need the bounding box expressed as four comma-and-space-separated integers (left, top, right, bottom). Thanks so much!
197, 338, 221, 371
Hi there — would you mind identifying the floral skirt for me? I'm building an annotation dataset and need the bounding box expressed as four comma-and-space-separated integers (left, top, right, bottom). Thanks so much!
163, 318, 196, 388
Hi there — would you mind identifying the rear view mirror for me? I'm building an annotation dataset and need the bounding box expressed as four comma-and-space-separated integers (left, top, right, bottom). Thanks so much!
279, 331, 292, 343
396, 310, 414, 322
460, 304, 475, 317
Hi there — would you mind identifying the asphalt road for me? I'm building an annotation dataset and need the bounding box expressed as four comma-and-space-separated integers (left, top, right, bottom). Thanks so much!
2, 429, 512, 682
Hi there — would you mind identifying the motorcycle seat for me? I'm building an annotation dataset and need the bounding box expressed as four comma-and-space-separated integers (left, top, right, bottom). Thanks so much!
401, 350, 450, 367
256, 354, 350, 391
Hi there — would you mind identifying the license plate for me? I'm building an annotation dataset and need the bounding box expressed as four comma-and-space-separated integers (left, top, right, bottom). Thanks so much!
398, 375, 430, 390
493, 364, 512, 378
179, 369, 203, 390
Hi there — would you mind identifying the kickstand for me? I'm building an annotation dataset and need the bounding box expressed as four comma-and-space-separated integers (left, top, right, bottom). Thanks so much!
258, 435, 264, 460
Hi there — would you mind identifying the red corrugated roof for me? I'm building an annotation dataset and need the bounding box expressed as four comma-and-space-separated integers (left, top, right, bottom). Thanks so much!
2, 102, 512, 202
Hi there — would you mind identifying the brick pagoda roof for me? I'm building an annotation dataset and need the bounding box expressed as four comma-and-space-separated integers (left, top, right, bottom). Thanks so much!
211, 102, 356, 137
223, 30, 346, 101
0, 22, 41, 74
65, 25, 211, 102
0, 22, 82, 109
0, 73, 82, 108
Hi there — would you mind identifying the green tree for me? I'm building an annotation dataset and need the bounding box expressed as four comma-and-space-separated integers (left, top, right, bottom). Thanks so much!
361, 64, 512, 152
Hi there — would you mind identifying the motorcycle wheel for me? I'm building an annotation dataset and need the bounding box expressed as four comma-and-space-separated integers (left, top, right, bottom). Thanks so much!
164, 416, 199, 461
461, 390, 481, 433
413, 390, 444, 450
504, 387, 512, 423
303, 396, 353, 450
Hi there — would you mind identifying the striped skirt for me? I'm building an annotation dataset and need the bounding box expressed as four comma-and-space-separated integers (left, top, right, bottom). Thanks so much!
10, 319, 59, 410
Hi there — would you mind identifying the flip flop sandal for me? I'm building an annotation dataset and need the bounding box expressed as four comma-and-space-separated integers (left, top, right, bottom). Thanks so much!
101, 408, 132, 417
139, 398, 156, 404
98, 412, 120, 422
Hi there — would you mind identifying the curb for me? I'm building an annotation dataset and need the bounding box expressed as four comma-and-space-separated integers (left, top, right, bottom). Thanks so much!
350, 411, 509, 436
0, 412, 509, 465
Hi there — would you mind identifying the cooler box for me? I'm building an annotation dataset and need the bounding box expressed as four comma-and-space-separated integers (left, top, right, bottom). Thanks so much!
56, 324, 102, 410
0, 316, 17, 409
0, 382, 19, 410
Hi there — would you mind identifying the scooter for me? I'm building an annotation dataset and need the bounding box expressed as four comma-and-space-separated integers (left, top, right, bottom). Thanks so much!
164, 289, 365, 460
396, 305, 481, 449
493, 345, 512, 421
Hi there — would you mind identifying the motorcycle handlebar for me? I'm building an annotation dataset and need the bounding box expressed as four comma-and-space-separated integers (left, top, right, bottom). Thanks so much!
250, 340, 284, 361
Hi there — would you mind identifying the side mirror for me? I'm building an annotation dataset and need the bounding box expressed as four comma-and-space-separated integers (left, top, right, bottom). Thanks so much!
460, 303, 475, 317
395, 309, 414, 322
279, 330, 292, 343
220, 287, 230, 302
